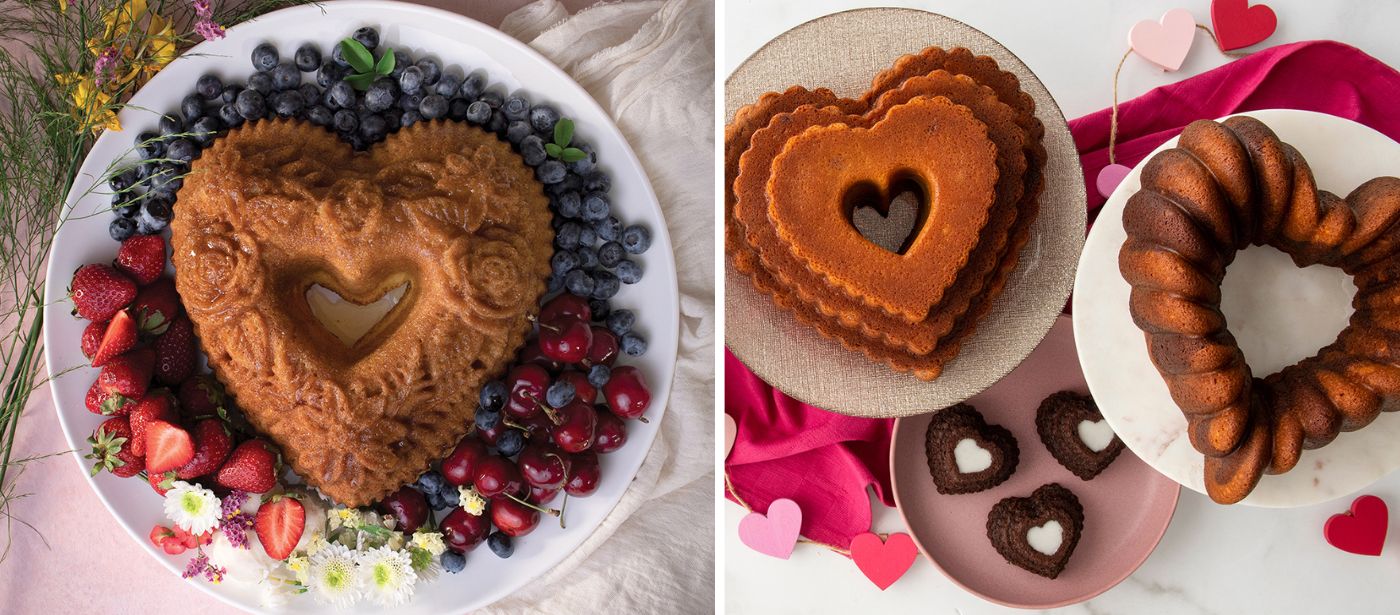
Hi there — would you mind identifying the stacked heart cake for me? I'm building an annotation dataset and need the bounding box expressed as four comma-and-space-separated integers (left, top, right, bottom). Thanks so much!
724, 47, 1046, 380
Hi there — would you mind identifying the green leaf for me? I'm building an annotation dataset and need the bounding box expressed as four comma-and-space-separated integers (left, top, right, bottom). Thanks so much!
374, 47, 395, 75
345, 72, 375, 91
553, 118, 574, 148
560, 147, 588, 163
339, 39, 374, 73
544, 142, 563, 158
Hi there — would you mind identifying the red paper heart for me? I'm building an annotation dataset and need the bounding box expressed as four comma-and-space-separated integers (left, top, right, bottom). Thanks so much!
849, 532, 918, 590
1324, 495, 1388, 556
1210, 0, 1277, 51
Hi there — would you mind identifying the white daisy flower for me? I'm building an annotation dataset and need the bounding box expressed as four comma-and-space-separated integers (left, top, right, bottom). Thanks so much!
304, 532, 328, 557
460, 486, 486, 516
386, 531, 406, 551
164, 481, 222, 535
357, 545, 418, 607
411, 531, 447, 557
308, 543, 362, 608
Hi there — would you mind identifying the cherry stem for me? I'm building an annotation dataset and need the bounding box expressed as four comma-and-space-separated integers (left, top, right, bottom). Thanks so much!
559, 492, 568, 529
502, 418, 530, 432
536, 320, 561, 334
528, 393, 562, 425
636, 416, 649, 424
505, 491, 560, 518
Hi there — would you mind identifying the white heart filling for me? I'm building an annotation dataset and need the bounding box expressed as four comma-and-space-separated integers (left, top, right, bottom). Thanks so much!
1077, 418, 1116, 453
1026, 520, 1064, 556
306, 283, 408, 347
953, 438, 993, 474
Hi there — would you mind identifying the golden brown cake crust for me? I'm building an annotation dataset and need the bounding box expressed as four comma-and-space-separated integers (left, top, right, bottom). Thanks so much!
170, 119, 553, 507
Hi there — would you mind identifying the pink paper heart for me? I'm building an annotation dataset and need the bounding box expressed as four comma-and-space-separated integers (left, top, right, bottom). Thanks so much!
738, 498, 802, 559
1096, 163, 1132, 199
724, 413, 737, 458
1211, 0, 1276, 51
849, 532, 918, 590
1129, 8, 1197, 71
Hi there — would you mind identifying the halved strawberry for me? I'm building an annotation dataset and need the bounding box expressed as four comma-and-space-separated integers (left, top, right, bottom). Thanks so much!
85, 417, 144, 478
147, 469, 178, 495
128, 390, 176, 457
176, 418, 233, 480
81, 320, 108, 360
70, 264, 136, 322
115, 234, 166, 285
170, 524, 214, 549
215, 439, 279, 493
145, 419, 195, 474
154, 317, 196, 385
97, 347, 155, 400
91, 310, 138, 367
130, 278, 180, 335
149, 524, 185, 554
254, 494, 305, 560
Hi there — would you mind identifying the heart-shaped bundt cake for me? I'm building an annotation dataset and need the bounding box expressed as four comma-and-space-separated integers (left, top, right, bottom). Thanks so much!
170, 119, 553, 506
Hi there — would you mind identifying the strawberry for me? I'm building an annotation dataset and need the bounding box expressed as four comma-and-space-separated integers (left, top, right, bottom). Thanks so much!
176, 418, 233, 479
114, 234, 165, 285
178, 375, 225, 416
91, 309, 138, 367
154, 317, 196, 385
85, 417, 144, 478
130, 278, 180, 335
147, 469, 178, 495
81, 320, 108, 360
97, 347, 155, 400
128, 390, 176, 457
254, 493, 305, 560
171, 524, 214, 549
145, 419, 195, 474
70, 264, 136, 322
216, 439, 279, 493
149, 524, 186, 555
86, 379, 135, 416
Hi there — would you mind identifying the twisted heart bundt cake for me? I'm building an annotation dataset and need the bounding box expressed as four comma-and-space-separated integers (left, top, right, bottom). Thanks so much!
724, 47, 1046, 379
1119, 115, 1400, 504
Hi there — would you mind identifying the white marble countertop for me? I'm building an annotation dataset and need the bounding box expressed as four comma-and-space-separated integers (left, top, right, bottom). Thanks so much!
724, 1, 1400, 613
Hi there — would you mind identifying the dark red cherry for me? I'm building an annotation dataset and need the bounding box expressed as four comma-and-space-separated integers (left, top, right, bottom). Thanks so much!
442, 437, 488, 487
491, 495, 541, 537
602, 365, 651, 420
518, 444, 569, 489
376, 486, 430, 534
586, 326, 619, 366
517, 339, 560, 372
551, 399, 597, 453
593, 408, 628, 454
557, 370, 596, 406
520, 411, 554, 445
441, 506, 491, 552
538, 293, 591, 324
530, 483, 560, 504
538, 317, 592, 364
506, 363, 550, 419
564, 450, 601, 497
474, 454, 524, 498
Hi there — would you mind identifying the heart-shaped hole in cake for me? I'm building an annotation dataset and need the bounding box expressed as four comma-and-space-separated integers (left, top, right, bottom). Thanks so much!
1076, 419, 1115, 453
1026, 520, 1064, 556
952, 437, 993, 473
306, 282, 410, 347
844, 171, 928, 255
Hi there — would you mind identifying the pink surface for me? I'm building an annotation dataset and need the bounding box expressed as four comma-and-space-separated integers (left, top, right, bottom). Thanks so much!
736, 498, 802, 560
0, 2, 597, 614
890, 316, 1179, 608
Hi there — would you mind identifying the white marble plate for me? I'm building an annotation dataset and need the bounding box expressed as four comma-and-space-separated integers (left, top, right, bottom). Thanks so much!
1073, 109, 1400, 508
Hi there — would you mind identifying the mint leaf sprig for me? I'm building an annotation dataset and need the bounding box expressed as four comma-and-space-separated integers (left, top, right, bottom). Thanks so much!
545, 118, 588, 163
339, 38, 395, 91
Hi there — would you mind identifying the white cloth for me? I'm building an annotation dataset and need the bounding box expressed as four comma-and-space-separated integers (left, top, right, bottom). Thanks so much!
490, 1, 715, 613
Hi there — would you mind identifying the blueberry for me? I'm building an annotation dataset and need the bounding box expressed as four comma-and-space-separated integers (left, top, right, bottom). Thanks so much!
419, 94, 448, 120
327, 81, 355, 109
434, 73, 461, 98
556, 191, 582, 219
615, 259, 642, 284
365, 78, 397, 112
459, 72, 485, 99
576, 246, 598, 270
548, 172, 584, 197
415, 471, 445, 496
583, 170, 611, 193
537, 160, 567, 184
546, 273, 565, 294
389, 50, 410, 79
529, 104, 559, 134
551, 249, 580, 275
139, 197, 173, 233
401, 109, 422, 126
555, 222, 582, 250
148, 164, 184, 192
414, 58, 440, 85
247, 71, 273, 95
251, 42, 278, 72
398, 93, 422, 113
196, 74, 223, 99
448, 98, 472, 121
505, 120, 532, 145
587, 364, 611, 388
440, 485, 459, 507
464, 101, 491, 124
475, 407, 502, 431
332, 109, 358, 133
317, 60, 349, 87
589, 298, 612, 320
331, 42, 350, 67
189, 116, 221, 146
546, 380, 576, 408
477, 90, 503, 109
398, 65, 423, 95
565, 269, 595, 297
352, 26, 379, 51
621, 225, 651, 254
577, 225, 596, 247
158, 113, 183, 136
272, 90, 305, 117
383, 109, 402, 131
271, 62, 300, 90
218, 103, 243, 128
359, 113, 387, 140
179, 95, 204, 122
220, 84, 242, 105
487, 111, 508, 135
235, 89, 266, 120
109, 217, 137, 241
298, 83, 320, 105
621, 332, 647, 356
568, 143, 596, 174
598, 241, 625, 268
487, 532, 513, 559
606, 309, 634, 336
520, 135, 546, 166
294, 43, 321, 72
166, 138, 196, 164
502, 95, 529, 121
592, 270, 620, 299
307, 105, 333, 126
441, 551, 466, 573
114, 193, 141, 218
582, 192, 610, 222
595, 216, 622, 242
496, 429, 525, 457
136, 131, 163, 158
425, 490, 446, 511
109, 168, 137, 192
479, 380, 507, 412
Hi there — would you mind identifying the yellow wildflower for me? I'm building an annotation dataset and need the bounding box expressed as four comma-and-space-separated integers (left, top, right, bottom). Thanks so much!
142, 11, 177, 78
411, 531, 447, 557
57, 0, 67, 13
285, 555, 311, 585
88, 0, 147, 56
55, 72, 120, 134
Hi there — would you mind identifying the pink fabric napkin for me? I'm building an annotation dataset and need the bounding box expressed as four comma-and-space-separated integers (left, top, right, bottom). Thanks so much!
725, 39, 1400, 551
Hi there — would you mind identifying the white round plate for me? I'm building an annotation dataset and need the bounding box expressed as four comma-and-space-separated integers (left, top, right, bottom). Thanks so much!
1073, 109, 1400, 508
41, 2, 679, 613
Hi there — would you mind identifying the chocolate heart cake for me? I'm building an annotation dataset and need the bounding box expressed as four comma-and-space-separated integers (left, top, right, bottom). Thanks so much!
924, 403, 1019, 494
1035, 391, 1124, 480
170, 119, 553, 506
986, 482, 1084, 579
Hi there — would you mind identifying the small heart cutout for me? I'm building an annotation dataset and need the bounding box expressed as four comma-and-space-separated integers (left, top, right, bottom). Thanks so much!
1026, 520, 1065, 556
1077, 419, 1116, 453
738, 498, 803, 559
724, 414, 737, 459
1210, 0, 1276, 51
849, 186, 922, 254
925, 404, 1019, 494
988, 483, 1084, 579
952, 437, 993, 473
1037, 391, 1124, 481
306, 282, 409, 347
849, 532, 918, 591
1095, 163, 1132, 199
1325, 495, 1388, 556
1129, 8, 1197, 71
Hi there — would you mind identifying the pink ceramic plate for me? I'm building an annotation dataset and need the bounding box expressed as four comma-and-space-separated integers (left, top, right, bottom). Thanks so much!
891, 315, 1179, 608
